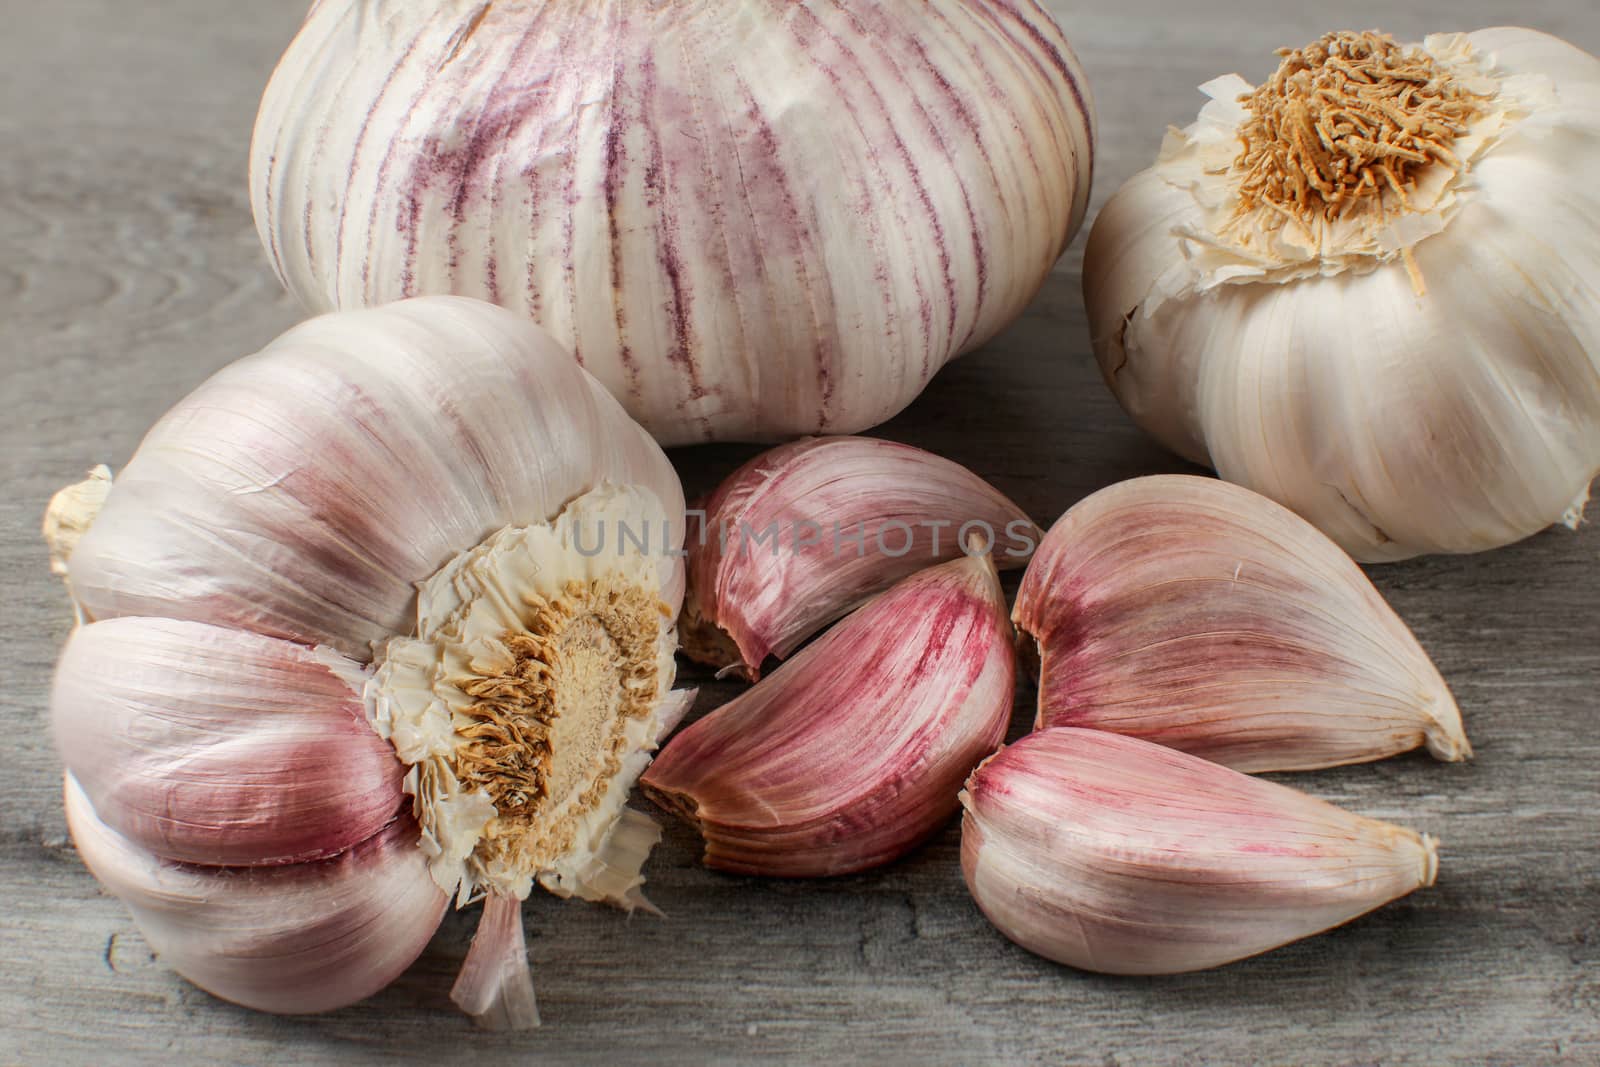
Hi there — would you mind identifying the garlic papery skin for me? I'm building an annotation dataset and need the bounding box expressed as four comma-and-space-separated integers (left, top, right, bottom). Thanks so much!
65, 773, 448, 1015
960, 728, 1439, 975
1084, 28, 1600, 561
53, 617, 404, 867
643, 550, 1014, 877
48, 297, 691, 1027
249, 0, 1095, 445
1013, 476, 1468, 773
65, 296, 684, 656
682, 436, 1042, 678
451, 892, 541, 1030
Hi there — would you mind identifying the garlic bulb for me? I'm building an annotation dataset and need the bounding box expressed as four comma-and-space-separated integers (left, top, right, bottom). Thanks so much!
50, 296, 689, 1028
682, 435, 1040, 677
644, 550, 1014, 877
1085, 28, 1600, 561
250, 0, 1096, 445
1013, 476, 1469, 772
961, 728, 1440, 974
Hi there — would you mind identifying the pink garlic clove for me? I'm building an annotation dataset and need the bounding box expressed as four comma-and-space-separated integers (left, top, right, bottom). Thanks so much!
1013, 475, 1469, 772
645, 550, 1015, 877
65, 773, 447, 1014
52, 617, 406, 867
683, 435, 1040, 678
960, 728, 1440, 974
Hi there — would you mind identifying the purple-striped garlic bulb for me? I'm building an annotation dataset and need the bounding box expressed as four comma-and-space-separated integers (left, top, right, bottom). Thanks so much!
46, 297, 690, 1029
248, 0, 1097, 445
681, 435, 1041, 679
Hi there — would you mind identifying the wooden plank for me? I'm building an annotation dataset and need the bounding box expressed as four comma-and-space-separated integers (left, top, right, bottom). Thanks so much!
1, 1, 1595, 1063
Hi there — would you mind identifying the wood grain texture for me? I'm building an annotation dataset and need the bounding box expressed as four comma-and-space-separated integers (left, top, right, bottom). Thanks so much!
2, 2, 1596, 1064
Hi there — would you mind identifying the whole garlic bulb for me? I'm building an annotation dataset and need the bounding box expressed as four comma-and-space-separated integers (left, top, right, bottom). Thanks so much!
49, 297, 690, 1028
1085, 28, 1600, 561
250, 0, 1096, 446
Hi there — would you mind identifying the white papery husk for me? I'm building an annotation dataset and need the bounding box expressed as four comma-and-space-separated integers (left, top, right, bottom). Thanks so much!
49, 297, 691, 1028
250, 0, 1096, 445
1086, 28, 1600, 561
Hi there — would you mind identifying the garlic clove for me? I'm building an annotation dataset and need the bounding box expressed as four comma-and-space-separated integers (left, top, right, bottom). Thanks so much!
683, 436, 1041, 678
64, 297, 684, 658
65, 773, 447, 1014
960, 728, 1440, 974
1014, 475, 1469, 772
52, 617, 404, 867
644, 549, 1015, 877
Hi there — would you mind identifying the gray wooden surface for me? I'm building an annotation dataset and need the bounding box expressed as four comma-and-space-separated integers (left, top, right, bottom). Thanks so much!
3, 2, 1597, 1064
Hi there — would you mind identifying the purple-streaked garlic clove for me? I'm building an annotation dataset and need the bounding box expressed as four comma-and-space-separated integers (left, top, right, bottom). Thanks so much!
682, 436, 1041, 679
53, 617, 404, 867
65, 773, 447, 1015
1013, 475, 1469, 772
960, 728, 1440, 974
645, 549, 1015, 877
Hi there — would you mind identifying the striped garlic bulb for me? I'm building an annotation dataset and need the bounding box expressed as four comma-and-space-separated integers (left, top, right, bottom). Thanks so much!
48, 297, 689, 1028
249, 0, 1096, 445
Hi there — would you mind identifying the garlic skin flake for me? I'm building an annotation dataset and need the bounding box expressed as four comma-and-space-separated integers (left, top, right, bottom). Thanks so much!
54, 617, 404, 867
1014, 476, 1468, 773
250, 0, 1095, 445
1085, 28, 1600, 561
49, 297, 690, 1027
65, 774, 448, 1015
961, 728, 1439, 975
644, 551, 1014, 878
683, 436, 1041, 678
